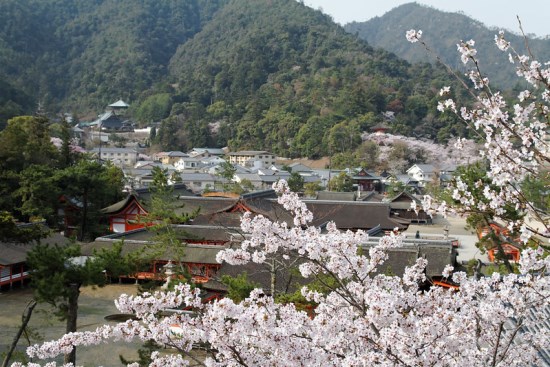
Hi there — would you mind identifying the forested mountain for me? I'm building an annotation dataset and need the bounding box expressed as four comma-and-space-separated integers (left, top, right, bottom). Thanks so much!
161, 0, 471, 156
0, 0, 471, 157
344, 2, 550, 89
0, 0, 227, 114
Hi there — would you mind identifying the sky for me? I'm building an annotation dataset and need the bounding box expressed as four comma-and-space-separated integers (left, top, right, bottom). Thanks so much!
303, 0, 550, 37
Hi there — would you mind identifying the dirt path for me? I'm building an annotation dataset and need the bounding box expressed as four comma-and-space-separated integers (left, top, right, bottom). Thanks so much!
0, 284, 144, 366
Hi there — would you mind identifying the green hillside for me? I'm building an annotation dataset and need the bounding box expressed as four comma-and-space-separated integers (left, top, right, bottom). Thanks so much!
164, 0, 469, 157
0, 0, 471, 157
344, 2, 550, 89
0, 0, 227, 114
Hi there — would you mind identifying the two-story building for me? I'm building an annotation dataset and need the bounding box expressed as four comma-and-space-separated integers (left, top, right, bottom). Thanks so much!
158, 151, 189, 166
174, 156, 204, 171
91, 147, 139, 167
188, 148, 226, 158
228, 151, 276, 168
406, 164, 456, 188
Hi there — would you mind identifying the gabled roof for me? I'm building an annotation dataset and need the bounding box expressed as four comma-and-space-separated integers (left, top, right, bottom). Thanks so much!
228, 150, 274, 156
189, 148, 226, 156
394, 174, 419, 185
352, 168, 381, 180
357, 191, 385, 202
361, 238, 457, 277
101, 194, 145, 215
192, 196, 409, 231
91, 111, 123, 128
387, 192, 422, 210
288, 163, 313, 172
303, 200, 409, 230
0, 229, 72, 265
407, 164, 436, 174
134, 161, 164, 169
83, 225, 242, 264
108, 100, 129, 108
165, 151, 188, 157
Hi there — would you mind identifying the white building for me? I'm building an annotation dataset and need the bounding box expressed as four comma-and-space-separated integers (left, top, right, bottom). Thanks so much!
228, 151, 276, 168
91, 147, 138, 167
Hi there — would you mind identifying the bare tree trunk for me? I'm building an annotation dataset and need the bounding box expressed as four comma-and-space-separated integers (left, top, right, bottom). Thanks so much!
64, 283, 80, 365
2, 300, 37, 367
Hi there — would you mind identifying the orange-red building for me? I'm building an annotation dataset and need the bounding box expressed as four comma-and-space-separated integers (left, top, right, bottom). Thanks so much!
477, 222, 521, 262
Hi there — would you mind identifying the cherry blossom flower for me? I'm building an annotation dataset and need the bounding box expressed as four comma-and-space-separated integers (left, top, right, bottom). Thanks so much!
405, 29, 422, 43
12, 28, 550, 367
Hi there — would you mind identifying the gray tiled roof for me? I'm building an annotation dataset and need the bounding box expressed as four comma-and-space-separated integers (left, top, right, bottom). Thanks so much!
316, 192, 356, 201
0, 231, 72, 265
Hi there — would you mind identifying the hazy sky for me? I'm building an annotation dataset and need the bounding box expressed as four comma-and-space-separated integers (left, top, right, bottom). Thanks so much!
303, 1, 550, 37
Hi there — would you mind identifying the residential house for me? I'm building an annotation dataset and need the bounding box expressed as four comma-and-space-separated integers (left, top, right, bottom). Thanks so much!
406, 164, 456, 189
188, 148, 226, 158
91, 147, 139, 167
233, 169, 291, 190
178, 172, 229, 193
384, 173, 421, 193
406, 164, 438, 187
124, 161, 177, 189
310, 169, 343, 189
159, 151, 188, 166
228, 151, 276, 168
315, 192, 357, 201
200, 156, 227, 169
174, 156, 204, 171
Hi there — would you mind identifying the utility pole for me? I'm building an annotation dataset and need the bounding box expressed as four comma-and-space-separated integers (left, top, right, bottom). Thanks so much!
98, 120, 102, 163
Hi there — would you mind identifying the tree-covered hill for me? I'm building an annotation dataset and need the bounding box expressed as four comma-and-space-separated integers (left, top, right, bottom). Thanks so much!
163, 0, 469, 157
0, 0, 471, 158
344, 2, 550, 89
0, 0, 227, 114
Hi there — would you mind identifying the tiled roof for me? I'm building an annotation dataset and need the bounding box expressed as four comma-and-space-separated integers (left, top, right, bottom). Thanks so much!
108, 100, 129, 108
361, 238, 457, 277
228, 150, 273, 156
315, 192, 356, 201
0, 230, 72, 265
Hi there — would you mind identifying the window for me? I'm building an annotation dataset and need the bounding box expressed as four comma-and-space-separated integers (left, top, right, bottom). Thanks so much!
193, 182, 202, 187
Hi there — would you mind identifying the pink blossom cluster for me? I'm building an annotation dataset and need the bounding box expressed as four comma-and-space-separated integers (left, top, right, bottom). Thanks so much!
14, 181, 550, 367
10, 29, 550, 367
361, 132, 481, 169
407, 30, 549, 240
